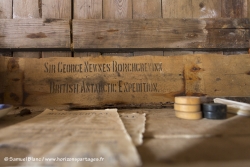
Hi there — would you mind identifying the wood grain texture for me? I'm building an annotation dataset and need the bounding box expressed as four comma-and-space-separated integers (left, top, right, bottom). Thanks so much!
103, 0, 132, 19
2, 54, 250, 106
74, 0, 102, 19
73, 18, 249, 50
74, 0, 103, 57
133, 0, 163, 56
162, 0, 193, 56
192, 0, 221, 18
133, 0, 162, 19
0, 0, 12, 57
0, 19, 70, 50
42, 0, 71, 19
162, 0, 193, 18
222, 0, 247, 18
13, 0, 40, 19
13, 0, 40, 58
164, 51, 194, 56
42, 0, 72, 58
103, 0, 133, 57
0, 0, 12, 19
248, 0, 250, 18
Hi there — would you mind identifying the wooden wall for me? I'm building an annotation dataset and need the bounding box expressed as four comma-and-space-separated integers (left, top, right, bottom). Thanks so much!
0, 0, 249, 57
0, 0, 250, 107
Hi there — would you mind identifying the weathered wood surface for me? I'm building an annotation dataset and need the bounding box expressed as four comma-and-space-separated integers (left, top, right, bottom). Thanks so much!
222, 0, 247, 18
133, 0, 162, 19
192, 0, 221, 18
73, 18, 250, 51
162, 0, 193, 18
0, 0, 12, 57
42, 0, 72, 58
102, 0, 133, 57
74, 0, 102, 57
1, 54, 250, 106
13, 0, 41, 19
0, 19, 70, 51
103, 0, 132, 19
133, 0, 163, 56
42, 0, 71, 19
0, 0, 12, 19
13, 0, 41, 58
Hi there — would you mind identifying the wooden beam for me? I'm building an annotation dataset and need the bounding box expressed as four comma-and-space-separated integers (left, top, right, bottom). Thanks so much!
0, 19, 71, 51
73, 18, 250, 51
2, 54, 250, 107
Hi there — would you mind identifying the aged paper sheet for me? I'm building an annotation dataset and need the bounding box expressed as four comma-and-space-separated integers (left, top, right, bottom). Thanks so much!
120, 113, 146, 146
0, 109, 141, 167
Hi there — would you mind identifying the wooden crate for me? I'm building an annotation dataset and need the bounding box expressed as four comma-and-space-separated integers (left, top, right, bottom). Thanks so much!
0, 0, 250, 107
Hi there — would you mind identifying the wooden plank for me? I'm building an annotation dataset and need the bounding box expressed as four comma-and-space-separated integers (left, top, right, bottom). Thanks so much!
222, 0, 247, 18
42, 0, 72, 58
13, 0, 40, 19
134, 52, 163, 56
0, 0, 12, 19
121, 108, 250, 138
133, 0, 162, 19
2, 54, 250, 106
42, 0, 71, 19
103, 0, 133, 57
0, 57, 4, 103
73, 19, 250, 51
13, 0, 41, 58
0, 0, 12, 57
74, 0, 103, 57
74, 0, 102, 19
222, 0, 248, 55
2, 57, 24, 105
162, 0, 193, 56
0, 19, 71, 50
2, 55, 184, 106
248, 0, 250, 18
185, 54, 250, 96
194, 51, 223, 55
133, 0, 163, 56
192, 0, 221, 18
162, 0, 193, 18
103, 0, 132, 19
164, 51, 193, 56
